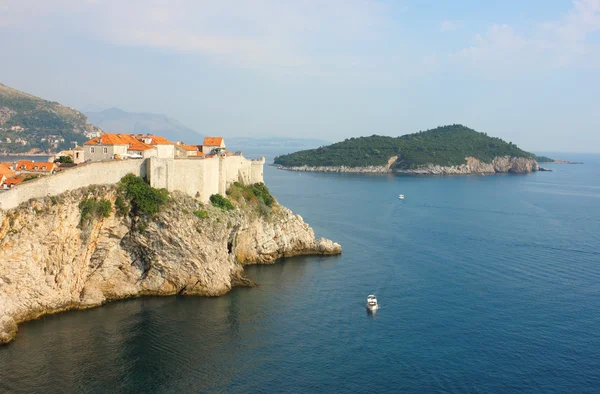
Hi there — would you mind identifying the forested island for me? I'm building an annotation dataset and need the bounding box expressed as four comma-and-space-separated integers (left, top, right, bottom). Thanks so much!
274, 125, 555, 174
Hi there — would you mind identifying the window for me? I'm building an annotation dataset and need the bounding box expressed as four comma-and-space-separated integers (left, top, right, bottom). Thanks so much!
103, 147, 108, 154
91, 147, 95, 153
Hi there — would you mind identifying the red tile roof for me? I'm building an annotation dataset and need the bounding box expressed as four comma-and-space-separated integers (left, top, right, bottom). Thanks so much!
84, 134, 131, 145
203, 137, 224, 146
177, 144, 199, 151
84, 134, 155, 151
15, 161, 56, 172
128, 140, 155, 152
0, 163, 15, 179
3, 177, 23, 186
138, 135, 176, 145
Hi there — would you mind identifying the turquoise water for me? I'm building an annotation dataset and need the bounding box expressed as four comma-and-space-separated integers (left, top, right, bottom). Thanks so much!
1, 154, 599, 393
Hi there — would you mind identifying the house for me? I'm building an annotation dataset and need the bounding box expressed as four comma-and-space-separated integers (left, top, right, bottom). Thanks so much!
135, 134, 176, 159
2, 176, 23, 189
84, 134, 157, 161
0, 163, 15, 178
175, 142, 201, 158
73, 146, 85, 164
53, 146, 84, 164
15, 160, 57, 174
202, 137, 225, 155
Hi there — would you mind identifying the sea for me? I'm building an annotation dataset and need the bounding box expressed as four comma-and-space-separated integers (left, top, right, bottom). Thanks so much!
0, 155, 52, 163
1, 151, 599, 393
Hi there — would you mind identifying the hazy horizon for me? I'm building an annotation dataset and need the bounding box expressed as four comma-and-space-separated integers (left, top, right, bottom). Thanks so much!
1, 0, 599, 152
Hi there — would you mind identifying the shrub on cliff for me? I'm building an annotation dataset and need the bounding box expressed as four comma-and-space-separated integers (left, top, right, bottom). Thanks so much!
118, 174, 169, 216
79, 198, 112, 225
210, 194, 234, 211
193, 209, 209, 219
226, 182, 275, 207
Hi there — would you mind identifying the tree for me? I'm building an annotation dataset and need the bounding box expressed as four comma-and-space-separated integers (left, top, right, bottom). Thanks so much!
55, 155, 74, 164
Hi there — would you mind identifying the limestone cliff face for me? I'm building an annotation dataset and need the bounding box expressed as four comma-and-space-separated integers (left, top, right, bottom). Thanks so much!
276, 156, 398, 174
0, 187, 341, 345
277, 156, 539, 175
399, 156, 539, 175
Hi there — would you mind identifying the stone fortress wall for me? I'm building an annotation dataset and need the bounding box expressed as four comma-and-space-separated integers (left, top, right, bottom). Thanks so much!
0, 156, 265, 211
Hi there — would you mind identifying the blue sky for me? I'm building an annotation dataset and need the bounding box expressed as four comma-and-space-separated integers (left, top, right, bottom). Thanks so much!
0, 0, 599, 152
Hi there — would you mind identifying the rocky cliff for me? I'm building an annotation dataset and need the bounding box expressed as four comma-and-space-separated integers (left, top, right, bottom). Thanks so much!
276, 155, 398, 174
399, 156, 539, 175
0, 186, 341, 345
277, 156, 539, 175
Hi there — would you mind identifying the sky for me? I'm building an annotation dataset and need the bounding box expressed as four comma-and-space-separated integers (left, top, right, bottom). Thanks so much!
0, 0, 599, 152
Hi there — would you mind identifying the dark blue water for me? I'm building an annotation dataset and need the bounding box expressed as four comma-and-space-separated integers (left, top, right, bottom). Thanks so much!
1, 154, 599, 393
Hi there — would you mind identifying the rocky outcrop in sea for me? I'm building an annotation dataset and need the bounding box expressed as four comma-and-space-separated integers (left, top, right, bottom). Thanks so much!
277, 156, 539, 175
0, 187, 341, 345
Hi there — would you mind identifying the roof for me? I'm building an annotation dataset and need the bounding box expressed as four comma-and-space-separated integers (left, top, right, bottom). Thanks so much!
138, 135, 176, 145
84, 133, 155, 151
0, 163, 15, 179
203, 137, 224, 146
176, 144, 199, 151
128, 140, 155, 152
3, 177, 23, 186
84, 134, 131, 146
15, 160, 56, 172
74, 146, 84, 151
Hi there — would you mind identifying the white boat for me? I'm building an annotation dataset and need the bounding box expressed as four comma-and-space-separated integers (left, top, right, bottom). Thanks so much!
366, 294, 379, 311
398, 194, 405, 200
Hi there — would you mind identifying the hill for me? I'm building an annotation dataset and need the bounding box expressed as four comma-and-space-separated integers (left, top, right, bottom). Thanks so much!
0, 83, 100, 154
84, 107, 203, 144
274, 125, 551, 170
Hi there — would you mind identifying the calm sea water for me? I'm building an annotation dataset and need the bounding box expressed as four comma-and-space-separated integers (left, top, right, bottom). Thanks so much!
0, 155, 52, 163
1, 153, 599, 393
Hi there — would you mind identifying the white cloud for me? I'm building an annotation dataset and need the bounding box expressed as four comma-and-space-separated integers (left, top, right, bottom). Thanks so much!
456, 0, 600, 71
440, 20, 461, 32
0, 0, 392, 74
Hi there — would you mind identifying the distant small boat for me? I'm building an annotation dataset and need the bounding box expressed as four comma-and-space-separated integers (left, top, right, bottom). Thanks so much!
398, 194, 405, 200
366, 294, 379, 311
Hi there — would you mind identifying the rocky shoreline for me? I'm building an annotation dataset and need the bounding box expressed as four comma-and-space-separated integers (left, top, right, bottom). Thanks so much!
276, 156, 540, 175
0, 187, 341, 345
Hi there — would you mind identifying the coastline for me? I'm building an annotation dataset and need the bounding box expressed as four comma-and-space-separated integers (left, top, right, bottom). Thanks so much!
0, 187, 341, 345
275, 156, 541, 175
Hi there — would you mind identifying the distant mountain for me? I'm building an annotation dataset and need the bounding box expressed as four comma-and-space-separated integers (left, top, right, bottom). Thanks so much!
226, 137, 330, 150
0, 83, 100, 154
226, 137, 331, 161
274, 124, 547, 169
84, 107, 203, 144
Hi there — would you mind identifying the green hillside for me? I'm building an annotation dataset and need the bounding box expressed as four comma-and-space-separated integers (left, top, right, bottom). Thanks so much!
0, 83, 100, 154
274, 125, 547, 169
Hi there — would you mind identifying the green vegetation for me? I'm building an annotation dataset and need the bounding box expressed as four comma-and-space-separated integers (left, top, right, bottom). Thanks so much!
533, 155, 555, 163
226, 182, 276, 218
0, 83, 97, 154
226, 182, 275, 207
210, 194, 234, 211
274, 124, 541, 170
118, 174, 169, 216
114, 196, 129, 217
22, 175, 39, 182
79, 198, 112, 225
193, 209, 209, 219
54, 156, 74, 164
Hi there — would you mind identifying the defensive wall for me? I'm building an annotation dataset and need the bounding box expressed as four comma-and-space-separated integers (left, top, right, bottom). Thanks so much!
0, 156, 265, 211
